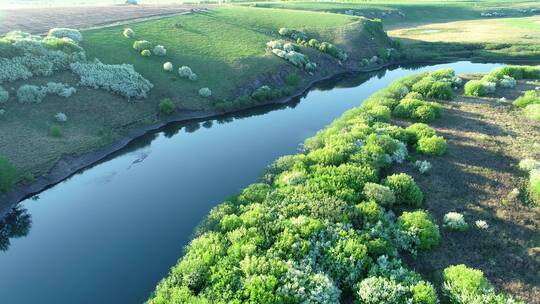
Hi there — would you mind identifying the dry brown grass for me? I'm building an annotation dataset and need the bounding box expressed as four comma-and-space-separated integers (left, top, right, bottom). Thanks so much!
392, 78, 540, 303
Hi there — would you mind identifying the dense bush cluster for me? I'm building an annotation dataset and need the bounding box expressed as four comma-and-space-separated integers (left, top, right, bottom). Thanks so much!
47, 28, 83, 43
393, 96, 441, 123
70, 60, 153, 99
464, 66, 540, 97
443, 265, 525, 303
16, 82, 76, 103
0, 31, 85, 84
148, 72, 457, 304
278, 28, 348, 61
266, 40, 316, 71
514, 90, 540, 108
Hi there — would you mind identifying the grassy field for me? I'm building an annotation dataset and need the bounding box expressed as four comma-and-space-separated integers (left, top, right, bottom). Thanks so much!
0, 6, 391, 193
243, 0, 540, 29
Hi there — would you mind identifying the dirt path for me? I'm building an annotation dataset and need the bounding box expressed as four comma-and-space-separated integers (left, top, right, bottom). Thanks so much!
0, 4, 210, 34
397, 79, 540, 303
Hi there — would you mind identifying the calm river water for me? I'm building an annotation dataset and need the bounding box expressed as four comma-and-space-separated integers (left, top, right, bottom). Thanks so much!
0, 62, 503, 303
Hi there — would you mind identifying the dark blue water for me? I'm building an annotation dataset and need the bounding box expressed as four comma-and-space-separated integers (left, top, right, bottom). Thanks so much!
0, 62, 503, 304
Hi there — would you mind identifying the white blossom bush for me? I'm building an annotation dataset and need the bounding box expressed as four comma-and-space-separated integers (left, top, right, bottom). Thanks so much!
414, 160, 432, 174
47, 28, 83, 43
178, 66, 197, 81
0, 86, 8, 103
518, 158, 540, 171
17, 85, 46, 103
277, 262, 341, 303
45, 82, 76, 98
443, 212, 468, 231
141, 49, 151, 57
363, 183, 395, 207
198, 87, 212, 97
152, 45, 167, 56
267, 40, 313, 70
163, 62, 173, 72
499, 75, 516, 88
356, 277, 409, 304
475, 220, 489, 230
54, 112, 67, 122
123, 28, 135, 38
70, 60, 153, 99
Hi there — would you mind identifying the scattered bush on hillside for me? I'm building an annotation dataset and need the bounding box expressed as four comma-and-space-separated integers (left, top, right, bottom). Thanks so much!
267, 40, 314, 70
123, 28, 135, 38
132, 40, 152, 52
178, 66, 197, 81
278, 28, 347, 61
45, 82, 76, 98
54, 112, 67, 123
417, 136, 447, 156
475, 220, 489, 230
443, 265, 525, 304
158, 98, 176, 115
0, 157, 17, 193
384, 173, 423, 207
70, 60, 153, 99
0, 86, 8, 103
398, 211, 441, 251
49, 125, 62, 138
443, 212, 468, 231
141, 49, 151, 57
198, 87, 212, 97
153, 45, 167, 56
47, 28, 83, 43
163, 62, 173, 72
17, 85, 46, 103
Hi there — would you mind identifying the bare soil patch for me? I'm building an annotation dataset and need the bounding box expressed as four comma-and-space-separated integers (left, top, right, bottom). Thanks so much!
396, 79, 540, 303
0, 4, 209, 34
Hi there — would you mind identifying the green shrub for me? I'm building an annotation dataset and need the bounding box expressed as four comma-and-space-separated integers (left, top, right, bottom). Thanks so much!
123, 28, 135, 38
398, 211, 440, 250
0, 86, 8, 103
42, 36, 83, 54
17, 85, 46, 103
463, 80, 495, 97
285, 73, 300, 87
524, 104, 540, 122
0, 157, 17, 193
412, 281, 438, 304
384, 173, 423, 207
133, 40, 152, 51
412, 77, 453, 100
366, 105, 391, 122
0, 38, 18, 58
355, 200, 383, 224
251, 85, 274, 102
47, 28, 82, 43
393, 98, 440, 123
412, 105, 438, 123
406, 123, 436, 144
159, 98, 176, 115
141, 49, 151, 57
49, 125, 62, 137
417, 136, 447, 156
513, 90, 540, 108
443, 265, 490, 300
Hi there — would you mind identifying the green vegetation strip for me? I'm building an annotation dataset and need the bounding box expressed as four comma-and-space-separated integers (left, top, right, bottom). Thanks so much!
148, 69, 524, 303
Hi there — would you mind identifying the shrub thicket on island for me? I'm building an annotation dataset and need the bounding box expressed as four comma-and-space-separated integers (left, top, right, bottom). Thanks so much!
147, 70, 465, 304
464, 66, 540, 97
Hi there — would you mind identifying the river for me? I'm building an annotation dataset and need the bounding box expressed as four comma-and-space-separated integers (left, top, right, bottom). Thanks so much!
0, 61, 503, 303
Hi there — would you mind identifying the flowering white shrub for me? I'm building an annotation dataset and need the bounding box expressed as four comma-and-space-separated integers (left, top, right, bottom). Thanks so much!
47, 28, 83, 43
267, 40, 314, 70
266, 40, 285, 50
283, 43, 295, 52
475, 220, 489, 230
390, 140, 408, 163
17, 85, 46, 103
198, 87, 212, 97
499, 75, 516, 88
0, 86, 8, 103
46, 82, 76, 98
357, 277, 409, 304
368, 256, 421, 285
484, 81, 497, 94
141, 49, 151, 57
163, 62, 173, 72
278, 262, 341, 303
414, 160, 432, 174
518, 158, 540, 171
178, 66, 197, 81
280, 170, 306, 186
123, 28, 135, 38
54, 112, 68, 122
363, 183, 395, 207
70, 60, 153, 99
443, 212, 468, 231
152, 45, 167, 56
278, 28, 290, 36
